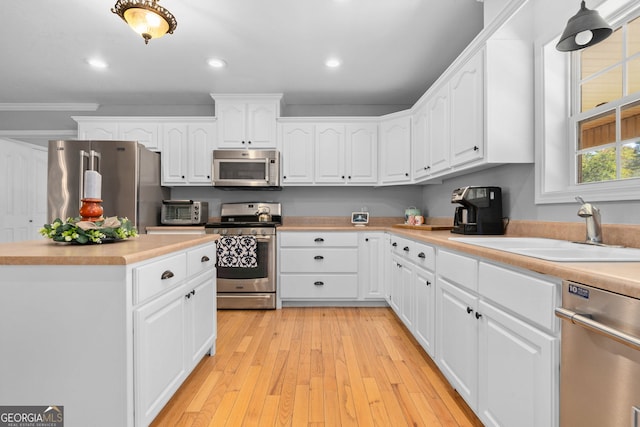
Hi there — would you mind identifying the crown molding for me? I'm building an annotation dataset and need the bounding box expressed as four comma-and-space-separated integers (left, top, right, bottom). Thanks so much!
0, 130, 77, 138
0, 103, 100, 111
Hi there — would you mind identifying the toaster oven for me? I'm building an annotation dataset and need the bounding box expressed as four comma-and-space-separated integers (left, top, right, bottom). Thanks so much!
161, 200, 209, 225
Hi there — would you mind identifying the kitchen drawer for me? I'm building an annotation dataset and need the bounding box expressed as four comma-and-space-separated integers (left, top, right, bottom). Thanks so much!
134, 253, 187, 304
479, 262, 559, 332
279, 232, 358, 247
280, 248, 358, 273
437, 249, 478, 292
412, 243, 435, 271
280, 274, 358, 299
187, 243, 216, 276
389, 235, 411, 255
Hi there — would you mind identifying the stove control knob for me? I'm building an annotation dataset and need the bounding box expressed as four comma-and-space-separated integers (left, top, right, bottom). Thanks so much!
251, 229, 258, 235
221, 229, 227, 235
238, 229, 243, 236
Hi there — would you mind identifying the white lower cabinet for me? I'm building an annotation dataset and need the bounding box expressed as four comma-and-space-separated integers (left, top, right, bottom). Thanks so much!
435, 248, 559, 427
413, 266, 435, 357
134, 244, 217, 427
279, 232, 359, 301
358, 232, 386, 300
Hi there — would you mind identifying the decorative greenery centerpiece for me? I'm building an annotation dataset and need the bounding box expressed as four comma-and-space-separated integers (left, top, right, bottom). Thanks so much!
40, 216, 138, 244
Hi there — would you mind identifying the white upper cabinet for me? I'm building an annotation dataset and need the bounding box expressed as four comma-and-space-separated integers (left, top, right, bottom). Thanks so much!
379, 114, 411, 184
345, 123, 377, 184
427, 85, 451, 175
280, 120, 377, 186
314, 124, 345, 183
280, 122, 315, 184
411, 103, 430, 180
211, 94, 282, 149
161, 120, 216, 186
450, 50, 484, 167
75, 118, 162, 151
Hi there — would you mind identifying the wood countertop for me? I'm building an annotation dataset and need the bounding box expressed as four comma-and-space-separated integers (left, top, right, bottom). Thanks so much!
0, 234, 219, 266
279, 224, 640, 299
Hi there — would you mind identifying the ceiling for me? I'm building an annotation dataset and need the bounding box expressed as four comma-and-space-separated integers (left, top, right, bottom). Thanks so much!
0, 0, 484, 118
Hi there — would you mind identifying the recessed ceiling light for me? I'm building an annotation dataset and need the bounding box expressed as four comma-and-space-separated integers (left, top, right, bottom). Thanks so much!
87, 58, 108, 69
325, 58, 341, 68
208, 58, 227, 68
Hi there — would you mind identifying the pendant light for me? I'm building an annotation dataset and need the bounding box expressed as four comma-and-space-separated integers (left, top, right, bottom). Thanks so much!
112, 0, 177, 45
556, 1, 612, 52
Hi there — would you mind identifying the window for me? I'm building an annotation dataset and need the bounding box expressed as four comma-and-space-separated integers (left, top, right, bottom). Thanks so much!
572, 15, 640, 184
535, 0, 640, 204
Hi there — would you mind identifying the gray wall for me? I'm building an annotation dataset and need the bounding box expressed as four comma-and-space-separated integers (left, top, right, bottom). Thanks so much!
171, 185, 423, 219
422, 163, 640, 225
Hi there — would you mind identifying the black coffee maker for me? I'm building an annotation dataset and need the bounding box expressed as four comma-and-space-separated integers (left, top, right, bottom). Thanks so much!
451, 186, 504, 235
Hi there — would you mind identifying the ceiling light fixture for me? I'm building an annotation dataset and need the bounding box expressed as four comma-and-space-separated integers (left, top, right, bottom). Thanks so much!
208, 58, 227, 68
111, 0, 177, 45
87, 58, 108, 69
556, 1, 612, 52
325, 58, 341, 68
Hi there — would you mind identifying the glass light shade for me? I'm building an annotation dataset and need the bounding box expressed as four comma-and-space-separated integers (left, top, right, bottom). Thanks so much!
556, 1, 612, 52
123, 8, 170, 40
112, 0, 177, 44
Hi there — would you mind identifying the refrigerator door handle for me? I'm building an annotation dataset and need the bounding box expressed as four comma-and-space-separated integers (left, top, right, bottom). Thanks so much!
79, 150, 89, 206
90, 150, 101, 173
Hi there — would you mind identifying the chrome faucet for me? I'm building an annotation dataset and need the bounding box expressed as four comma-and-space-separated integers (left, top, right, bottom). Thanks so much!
575, 196, 602, 244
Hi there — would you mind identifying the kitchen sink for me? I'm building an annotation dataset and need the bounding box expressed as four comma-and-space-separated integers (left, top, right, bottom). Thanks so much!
449, 237, 640, 262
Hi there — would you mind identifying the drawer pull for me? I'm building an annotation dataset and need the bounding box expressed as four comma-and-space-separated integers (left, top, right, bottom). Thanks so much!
403, 246, 410, 252
314, 281, 324, 286
314, 255, 324, 260
392, 242, 398, 247
161, 270, 174, 280
314, 238, 324, 243
201, 255, 210, 262
466, 306, 473, 314
426, 280, 431, 286
418, 252, 426, 259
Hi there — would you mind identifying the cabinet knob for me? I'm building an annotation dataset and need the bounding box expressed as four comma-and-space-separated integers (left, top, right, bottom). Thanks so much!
418, 252, 426, 258
365, 238, 369, 242
403, 246, 409, 252
314, 255, 324, 260
348, 176, 351, 179
248, 141, 252, 144
392, 242, 398, 247
342, 175, 345, 179
242, 141, 246, 144
284, 176, 287, 179
405, 172, 409, 177
466, 306, 473, 314
201, 255, 210, 262
314, 281, 324, 286
181, 175, 185, 179
161, 270, 174, 280
475, 312, 482, 319
314, 238, 324, 242
426, 280, 431, 286
473, 146, 479, 151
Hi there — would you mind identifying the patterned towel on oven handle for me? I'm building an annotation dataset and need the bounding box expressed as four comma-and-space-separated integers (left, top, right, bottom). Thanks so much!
217, 235, 258, 268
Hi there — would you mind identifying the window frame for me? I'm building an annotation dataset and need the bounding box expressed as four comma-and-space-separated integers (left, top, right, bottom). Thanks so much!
535, 0, 640, 204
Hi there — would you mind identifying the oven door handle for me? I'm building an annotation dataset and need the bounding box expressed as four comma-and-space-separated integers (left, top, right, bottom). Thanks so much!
254, 235, 272, 243
555, 307, 640, 351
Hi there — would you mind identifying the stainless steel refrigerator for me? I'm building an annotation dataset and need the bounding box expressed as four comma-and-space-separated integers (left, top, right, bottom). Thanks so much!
47, 140, 169, 232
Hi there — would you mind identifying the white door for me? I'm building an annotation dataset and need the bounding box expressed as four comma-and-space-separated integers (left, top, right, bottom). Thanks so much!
358, 233, 385, 299
119, 122, 161, 151
450, 50, 484, 167
315, 124, 345, 183
162, 124, 189, 185
436, 278, 478, 410
346, 124, 377, 184
187, 123, 215, 183
217, 103, 247, 148
280, 123, 314, 184
414, 266, 435, 357
77, 121, 118, 140
428, 85, 451, 174
246, 103, 277, 148
411, 104, 430, 179
134, 285, 187, 427
379, 116, 411, 183
185, 276, 216, 369
477, 300, 558, 427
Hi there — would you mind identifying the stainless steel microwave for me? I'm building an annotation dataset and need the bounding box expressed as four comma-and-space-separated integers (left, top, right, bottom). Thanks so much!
212, 149, 281, 188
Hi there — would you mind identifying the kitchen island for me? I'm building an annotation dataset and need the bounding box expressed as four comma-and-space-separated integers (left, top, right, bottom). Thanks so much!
0, 234, 218, 427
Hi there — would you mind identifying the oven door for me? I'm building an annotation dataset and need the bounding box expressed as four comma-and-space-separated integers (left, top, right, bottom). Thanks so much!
217, 235, 275, 292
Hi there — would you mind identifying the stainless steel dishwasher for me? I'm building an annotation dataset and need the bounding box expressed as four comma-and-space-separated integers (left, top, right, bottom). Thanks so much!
556, 280, 640, 427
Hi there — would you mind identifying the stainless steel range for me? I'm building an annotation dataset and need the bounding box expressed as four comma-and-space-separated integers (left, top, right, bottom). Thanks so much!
205, 202, 281, 309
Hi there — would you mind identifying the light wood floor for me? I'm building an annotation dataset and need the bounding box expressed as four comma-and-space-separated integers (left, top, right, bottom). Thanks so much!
151, 307, 483, 427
